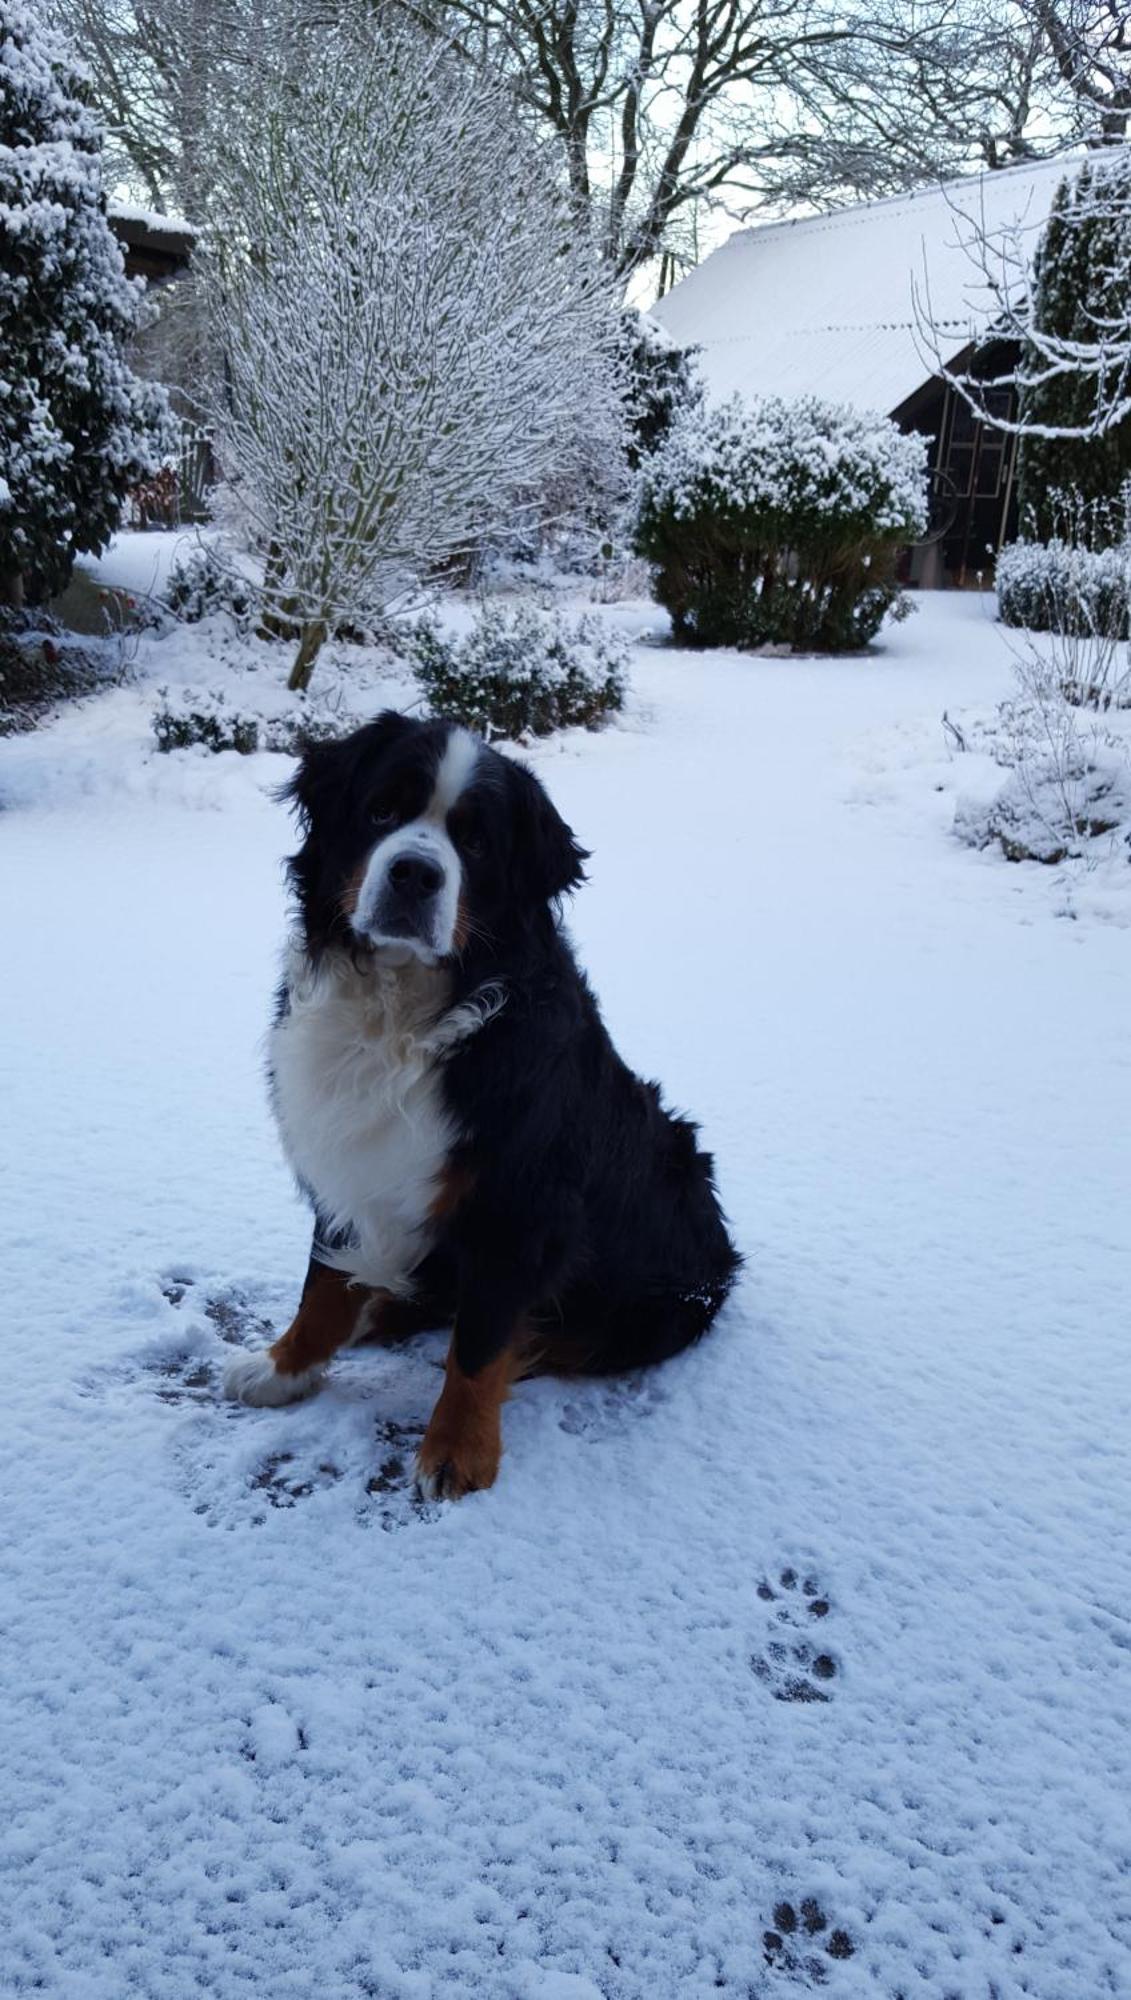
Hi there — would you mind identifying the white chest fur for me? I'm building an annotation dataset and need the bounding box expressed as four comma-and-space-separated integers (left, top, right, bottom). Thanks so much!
269, 948, 461, 1294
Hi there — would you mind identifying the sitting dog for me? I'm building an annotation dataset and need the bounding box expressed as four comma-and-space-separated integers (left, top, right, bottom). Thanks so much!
224, 712, 739, 1496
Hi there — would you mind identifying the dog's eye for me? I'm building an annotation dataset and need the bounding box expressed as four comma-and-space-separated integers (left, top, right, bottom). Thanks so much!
369, 800, 398, 830
462, 829, 486, 859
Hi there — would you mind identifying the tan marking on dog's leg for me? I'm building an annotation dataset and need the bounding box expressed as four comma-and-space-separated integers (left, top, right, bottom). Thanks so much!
270, 1264, 377, 1375
414, 1341, 517, 1498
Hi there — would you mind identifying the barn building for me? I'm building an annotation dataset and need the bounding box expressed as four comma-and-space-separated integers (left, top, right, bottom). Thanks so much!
108, 204, 195, 286
651, 158, 1070, 585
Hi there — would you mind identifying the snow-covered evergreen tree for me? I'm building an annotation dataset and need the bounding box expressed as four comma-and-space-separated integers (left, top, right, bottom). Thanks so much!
0, 1, 169, 606
621, 313, 704, 471
1017, 152, 1131, 542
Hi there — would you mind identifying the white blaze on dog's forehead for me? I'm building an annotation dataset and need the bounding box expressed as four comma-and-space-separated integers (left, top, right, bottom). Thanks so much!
349, 727, 478, 962
429, 728, 479, 819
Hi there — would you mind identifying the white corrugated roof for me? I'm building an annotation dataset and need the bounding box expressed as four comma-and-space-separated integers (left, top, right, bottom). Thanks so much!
652, 157, 1073, 415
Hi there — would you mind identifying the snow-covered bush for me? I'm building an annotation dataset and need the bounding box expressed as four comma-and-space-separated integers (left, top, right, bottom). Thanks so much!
996, 539, 1130, 641
954, 698, 1130, 865
953, 626, 1131, 866
0, 2, 170, 607
636, 395, 927, 652
407, 604, 629, 740
163, 545, 255, 631
151, 686, 340, 756
203, 11, 624, 692
996, 534, 1131, 713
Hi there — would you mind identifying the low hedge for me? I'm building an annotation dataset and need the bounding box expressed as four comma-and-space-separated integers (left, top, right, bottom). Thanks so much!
995, 538, 1130, 638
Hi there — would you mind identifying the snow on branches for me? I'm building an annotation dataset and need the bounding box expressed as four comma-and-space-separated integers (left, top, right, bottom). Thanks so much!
916, 144, 1131, 444
202, 11, 626, 689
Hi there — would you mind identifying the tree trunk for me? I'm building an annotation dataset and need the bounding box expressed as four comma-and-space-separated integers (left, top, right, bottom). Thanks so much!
2, 568, 25, 610
258, 538, 299, 641
288, 619, 327, 691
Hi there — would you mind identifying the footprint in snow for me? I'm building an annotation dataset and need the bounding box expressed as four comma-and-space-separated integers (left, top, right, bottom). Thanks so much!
89, 1271, 443, 1532
556, 1368, 662, 1440
764, 1899, 855, 1982
361, 1418, 442, 1531
751, 1567, 840, 1703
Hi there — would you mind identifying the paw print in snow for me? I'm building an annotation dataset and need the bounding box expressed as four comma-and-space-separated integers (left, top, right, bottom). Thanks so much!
251, 1450, 344, 1508
764, 1899, 854, 1981
362, 1419, 441, 1531
751, 1567, 839, 1702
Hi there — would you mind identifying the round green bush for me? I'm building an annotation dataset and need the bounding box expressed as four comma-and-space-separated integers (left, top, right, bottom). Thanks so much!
406, 602, 628, 740
636, 394, 928, 652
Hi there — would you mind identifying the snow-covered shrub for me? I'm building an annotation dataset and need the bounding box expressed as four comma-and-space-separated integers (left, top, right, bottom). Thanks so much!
955, 732, 1129, 865
163, 545, 255, 631
636, 395, 928, 652
407, 604, 629, 740
0, 612, 127, 734
621, 311, 703, 470
151, 687, 340, 756
953, 637, 1131, 866
0, 2, 170, 607
996, 533, 1131, 713
997, 539, 1130, 641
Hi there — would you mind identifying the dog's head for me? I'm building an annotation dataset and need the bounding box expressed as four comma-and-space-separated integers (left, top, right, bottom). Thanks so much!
284, 713, 588, 965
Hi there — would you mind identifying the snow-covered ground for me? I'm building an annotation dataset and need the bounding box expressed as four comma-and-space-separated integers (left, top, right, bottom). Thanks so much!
2, 587, 1129, 1998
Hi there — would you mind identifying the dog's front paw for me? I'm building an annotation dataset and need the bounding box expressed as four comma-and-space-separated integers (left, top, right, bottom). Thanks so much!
222, 1349, 324, 1408
413, 1429, 501, 1501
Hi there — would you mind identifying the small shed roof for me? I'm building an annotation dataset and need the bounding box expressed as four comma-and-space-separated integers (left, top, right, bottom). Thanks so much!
651, 157, 1072, 415
108, 204, 196, 285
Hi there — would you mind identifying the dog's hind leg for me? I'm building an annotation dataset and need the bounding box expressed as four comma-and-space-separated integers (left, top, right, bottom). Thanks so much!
222, 1255, 380, 1407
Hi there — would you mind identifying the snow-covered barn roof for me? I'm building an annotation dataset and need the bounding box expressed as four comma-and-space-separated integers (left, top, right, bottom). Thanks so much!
651, 156, 1072, 416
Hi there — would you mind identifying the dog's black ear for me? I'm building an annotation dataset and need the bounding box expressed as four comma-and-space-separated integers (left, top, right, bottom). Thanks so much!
281, 712, 412, 828
508, 759, 589, 903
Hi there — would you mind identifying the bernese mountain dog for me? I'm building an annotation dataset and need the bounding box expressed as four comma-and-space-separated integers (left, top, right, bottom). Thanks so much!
224, 712, 739, 1496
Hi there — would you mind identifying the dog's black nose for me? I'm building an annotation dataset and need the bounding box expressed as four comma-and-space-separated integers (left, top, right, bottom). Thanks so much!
388, 853, 443, 900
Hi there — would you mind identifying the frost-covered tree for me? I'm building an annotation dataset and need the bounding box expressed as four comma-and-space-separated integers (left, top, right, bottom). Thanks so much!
205, 11, 625, 689
1024, 0, 1131, 148
0, 1, 169, 606
1017, 152, 1131, 537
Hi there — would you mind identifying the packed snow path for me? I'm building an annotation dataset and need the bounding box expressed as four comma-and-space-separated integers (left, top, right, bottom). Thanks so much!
1, 596, 1128, 1997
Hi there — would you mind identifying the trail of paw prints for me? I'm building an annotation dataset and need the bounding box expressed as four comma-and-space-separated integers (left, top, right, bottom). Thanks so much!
556, 1370, 663, 1440
763, 1899, 855, 1984
751, 1567, 840, 1703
